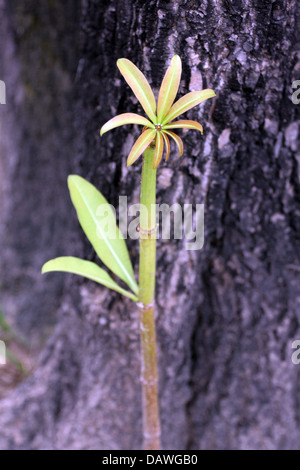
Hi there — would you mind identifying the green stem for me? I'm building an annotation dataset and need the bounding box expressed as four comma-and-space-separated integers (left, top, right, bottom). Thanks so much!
138, 144, 161, 450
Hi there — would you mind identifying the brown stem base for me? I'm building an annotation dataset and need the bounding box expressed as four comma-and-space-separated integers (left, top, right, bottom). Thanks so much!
138, 302, 161, 450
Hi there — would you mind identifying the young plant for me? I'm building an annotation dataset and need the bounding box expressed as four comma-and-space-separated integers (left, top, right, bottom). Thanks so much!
42, 55, 215, 450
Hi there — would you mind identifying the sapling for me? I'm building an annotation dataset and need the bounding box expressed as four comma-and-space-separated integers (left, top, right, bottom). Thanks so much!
42, 55, 215, 450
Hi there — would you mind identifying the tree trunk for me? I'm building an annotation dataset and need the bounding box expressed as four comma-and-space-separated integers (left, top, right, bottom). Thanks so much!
0, 0, 300, 450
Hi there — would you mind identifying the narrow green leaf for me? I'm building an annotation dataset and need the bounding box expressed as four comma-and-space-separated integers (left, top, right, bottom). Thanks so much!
117, 58, 157, 123
157, 55, 182, 123
42, 257, 138, 302
163, 119, 203, 134
163, 130, 184, 157
162, 132, 170, 161
162, 89, 216, 125
100, 113, 154, 136
127, 129, 156, 166
153, 132, 163, 169
68, 175, 138, 295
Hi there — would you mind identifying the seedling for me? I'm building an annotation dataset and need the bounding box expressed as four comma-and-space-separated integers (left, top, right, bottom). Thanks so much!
42, 55, 215, 450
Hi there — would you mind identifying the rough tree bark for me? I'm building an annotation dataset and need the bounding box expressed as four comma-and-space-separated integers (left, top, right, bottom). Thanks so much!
0, 0, 300, 450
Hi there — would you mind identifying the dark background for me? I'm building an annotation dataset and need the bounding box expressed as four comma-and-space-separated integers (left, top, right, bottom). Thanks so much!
0, 0, 300, 450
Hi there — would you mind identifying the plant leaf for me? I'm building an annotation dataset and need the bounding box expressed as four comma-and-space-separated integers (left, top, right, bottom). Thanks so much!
162, 89, 216, 125
153, 132, 164, 169
164, 130, 184, 158
100, 113, 154, 136
42, 257, 138, 302
163, 119, 203, 134
162, 132, 170, 161
157, 55, 182, 123
127, 129, 156, 166
117, 58, 157, 123
68, 175, 138, 295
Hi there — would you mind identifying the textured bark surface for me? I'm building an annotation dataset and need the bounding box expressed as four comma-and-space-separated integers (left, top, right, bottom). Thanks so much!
0, 0, 80, 338
0, 0, 300, 450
